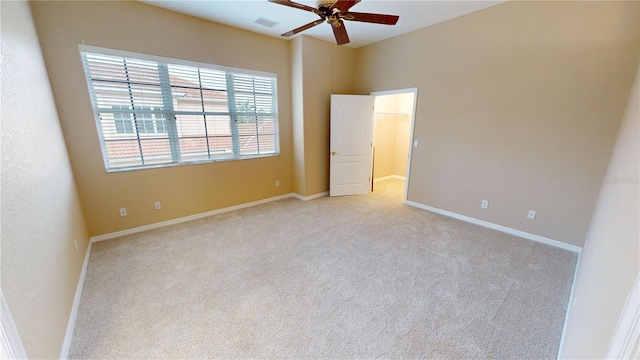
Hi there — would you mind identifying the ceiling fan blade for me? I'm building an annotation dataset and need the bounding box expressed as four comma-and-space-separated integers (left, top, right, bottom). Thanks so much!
268, 0, 322, 15
332, 20, 350, 45
344, 12, 399, 25
281, 19, 325, 37
330, 0, 360, 13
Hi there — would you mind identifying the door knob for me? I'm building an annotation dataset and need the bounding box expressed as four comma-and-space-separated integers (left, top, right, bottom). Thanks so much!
331, 151, 339, 155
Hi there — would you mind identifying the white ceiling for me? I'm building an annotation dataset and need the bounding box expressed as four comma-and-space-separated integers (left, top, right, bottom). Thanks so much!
140, 0, 506, 48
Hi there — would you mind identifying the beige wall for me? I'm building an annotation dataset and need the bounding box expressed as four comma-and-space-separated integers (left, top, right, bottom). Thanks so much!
373, 114, 411, 179
355, 1, 639, 247
373, 93, 398, 179
397, 93, 414, 114
394, 93, 413, 178
559, 63, 639, 358
30, 0, 294, 236
394, 114, 411, 177
5, 1, 638, 356
373, 113, 398, 179
292, 35, 355, 197
291, 37, 306, 195
373, 94, 412, 180
0, 1, 90, 358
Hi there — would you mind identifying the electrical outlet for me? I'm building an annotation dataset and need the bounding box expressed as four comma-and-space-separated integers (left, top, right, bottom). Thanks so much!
119, 207, 127, 217
154, 201, 161, 210
527, 210, 536, 220
481, 200, 489, 209
73, 239, 78, 252
275, 180, 280, 187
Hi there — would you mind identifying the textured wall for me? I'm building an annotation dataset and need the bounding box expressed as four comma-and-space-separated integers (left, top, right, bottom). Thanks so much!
373, 113, 398, 179
0, 0, 90, 357
373, 94, 413, 180
394, 114, 411, 177
292, 36, 355, 197
355, 1, 639, 247
291, 37, 307, 196
559, 63, 639, 358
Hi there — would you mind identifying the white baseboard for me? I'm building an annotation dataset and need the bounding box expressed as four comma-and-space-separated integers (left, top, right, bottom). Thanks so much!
91, 193, 295, 242
374, 175, 406, 183
292, 191, 329, 201
62, 193, 297, 357
1, 290, 28, 359
60, 193, 581, 359
405, 201, 582, 253
557, 249, 583, 359
59, 239, 93, 359
607, 273, 640, 359
409, 197, 584, 357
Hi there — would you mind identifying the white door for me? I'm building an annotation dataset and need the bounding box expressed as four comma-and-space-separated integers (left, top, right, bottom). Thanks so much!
330, 94, 375, 196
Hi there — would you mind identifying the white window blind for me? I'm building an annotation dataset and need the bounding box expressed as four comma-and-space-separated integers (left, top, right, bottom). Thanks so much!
80, 46, 279, 171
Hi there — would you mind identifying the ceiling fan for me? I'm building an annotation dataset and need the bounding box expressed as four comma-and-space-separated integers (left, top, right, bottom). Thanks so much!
268, 0, 399, 45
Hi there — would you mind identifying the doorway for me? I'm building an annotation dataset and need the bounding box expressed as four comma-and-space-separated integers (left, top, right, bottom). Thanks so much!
371, 88, 417, 202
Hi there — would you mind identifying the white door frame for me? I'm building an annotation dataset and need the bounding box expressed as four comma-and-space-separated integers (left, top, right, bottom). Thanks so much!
1, 290, 28, 359
329, 94, 375, 197
370, 87, 418, 203
606, 273, 640, 359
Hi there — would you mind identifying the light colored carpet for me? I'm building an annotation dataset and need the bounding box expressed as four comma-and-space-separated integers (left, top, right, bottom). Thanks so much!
69, 179, 577, 359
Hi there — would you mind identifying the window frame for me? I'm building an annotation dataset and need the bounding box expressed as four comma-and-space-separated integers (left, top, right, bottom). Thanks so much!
79, 44, 280, 172
112, 105, 167, 135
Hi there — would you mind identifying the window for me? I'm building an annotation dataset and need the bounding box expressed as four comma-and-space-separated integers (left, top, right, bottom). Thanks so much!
112, 106, 167, 134
80, 45, 279, 171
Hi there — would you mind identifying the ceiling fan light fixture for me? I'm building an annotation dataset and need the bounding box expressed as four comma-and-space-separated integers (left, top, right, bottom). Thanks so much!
317, 0, 335, 11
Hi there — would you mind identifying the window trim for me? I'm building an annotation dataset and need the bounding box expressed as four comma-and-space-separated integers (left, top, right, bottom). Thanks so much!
78, 44, 280, 172
78, 44, 275, 79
